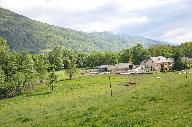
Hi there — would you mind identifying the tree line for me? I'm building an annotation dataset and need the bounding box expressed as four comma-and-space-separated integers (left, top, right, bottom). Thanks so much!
49, 43, 192, 70
1, 36, 192, 98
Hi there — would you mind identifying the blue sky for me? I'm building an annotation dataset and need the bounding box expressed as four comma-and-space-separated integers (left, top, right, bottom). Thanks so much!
0, 0, 192, 44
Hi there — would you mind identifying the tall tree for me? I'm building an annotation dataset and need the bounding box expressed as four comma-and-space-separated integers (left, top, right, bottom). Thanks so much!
131, 44, 149, 65
181, 42, 192, 57
48, 47, 63, 71
172, 46, 187, 70
119, 49, 132, 63
65, 59, 78, 80
48, 70, 57, 91
33, 54, 48, 82
148, 45, 173, 58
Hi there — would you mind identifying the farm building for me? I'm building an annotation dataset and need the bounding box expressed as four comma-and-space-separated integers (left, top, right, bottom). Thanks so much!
97, 63, 133, 72
181, 57, 192, 63
140, 56, 174, 71
115, 63, 133, 71
97, 65, 115, 72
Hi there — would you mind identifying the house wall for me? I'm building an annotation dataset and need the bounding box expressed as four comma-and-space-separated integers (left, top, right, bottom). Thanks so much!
163, 62, 170, 69
153, 63, 161, 71
143, 59, 165, 71
143, 59, 153, 70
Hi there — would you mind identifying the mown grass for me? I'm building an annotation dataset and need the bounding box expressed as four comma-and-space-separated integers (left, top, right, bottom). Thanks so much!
0, 70, 192, 127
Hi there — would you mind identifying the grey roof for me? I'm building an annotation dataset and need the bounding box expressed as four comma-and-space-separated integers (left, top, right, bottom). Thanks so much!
97, 63, 132, 70
150, 56, 174, 63
140, 60, 146, 65
115, 63, 131, 69
167, 58, 174, 63
97, 65, 115, 70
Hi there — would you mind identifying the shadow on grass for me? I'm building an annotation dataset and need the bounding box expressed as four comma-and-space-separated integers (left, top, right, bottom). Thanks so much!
16, 117, 33, 123
25, 91, 52, 97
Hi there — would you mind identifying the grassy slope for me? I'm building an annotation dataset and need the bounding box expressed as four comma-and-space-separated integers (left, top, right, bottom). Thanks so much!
0, 71, 192, 127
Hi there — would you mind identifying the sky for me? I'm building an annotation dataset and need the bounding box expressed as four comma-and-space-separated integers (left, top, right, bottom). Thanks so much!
0, 0, 192, 44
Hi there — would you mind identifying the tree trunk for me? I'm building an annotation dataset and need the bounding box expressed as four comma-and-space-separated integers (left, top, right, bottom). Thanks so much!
69, 72, 72, 80
51, 84, 53, 91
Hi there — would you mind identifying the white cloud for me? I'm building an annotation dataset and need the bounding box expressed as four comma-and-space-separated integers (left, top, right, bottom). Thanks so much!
68, 16, 148, 32
162, 27, 192, 44
1, 0, 178, 18
118, 0, 180, 12
0, 0, 110, 11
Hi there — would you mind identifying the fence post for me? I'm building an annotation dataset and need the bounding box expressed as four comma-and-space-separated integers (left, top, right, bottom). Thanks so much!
109, 75, 112, 96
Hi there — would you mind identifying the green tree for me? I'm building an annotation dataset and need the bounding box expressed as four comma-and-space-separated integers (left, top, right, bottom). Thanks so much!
0, 36, 9, 51
181, 42, 192, 57
0, 49, 17, 82
65, 59, 78, 80
103, 52, 119, 65
119, 49, 132, 63
62, 49, 77, 69
33, 54, 48, 82
0, 37, 50, 97
76, 52, 86, 68
0, 68, 6, 98
131, 44, 149, 65
172, 46, 187, 70
48, 70, 58, 91
84, 52, 96, 68
148, 45, 173, 58
48, 47, 63, 71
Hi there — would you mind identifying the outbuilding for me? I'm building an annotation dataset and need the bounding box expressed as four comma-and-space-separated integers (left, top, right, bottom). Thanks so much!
97, 63, 133, 72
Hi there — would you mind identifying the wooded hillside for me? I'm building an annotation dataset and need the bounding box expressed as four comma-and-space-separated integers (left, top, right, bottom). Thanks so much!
0, 7, 168, 53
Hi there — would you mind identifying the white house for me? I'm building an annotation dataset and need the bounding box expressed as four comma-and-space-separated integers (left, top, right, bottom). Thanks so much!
140, 56, 174, 71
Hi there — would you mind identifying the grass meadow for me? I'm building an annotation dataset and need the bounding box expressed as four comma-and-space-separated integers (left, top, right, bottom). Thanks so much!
0, 70, 192, 127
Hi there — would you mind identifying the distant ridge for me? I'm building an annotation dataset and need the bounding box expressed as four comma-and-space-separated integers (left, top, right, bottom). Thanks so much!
0, 7, 170, 53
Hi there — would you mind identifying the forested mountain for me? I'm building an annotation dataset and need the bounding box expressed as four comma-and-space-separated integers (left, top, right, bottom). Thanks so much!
0, 7, 169, 53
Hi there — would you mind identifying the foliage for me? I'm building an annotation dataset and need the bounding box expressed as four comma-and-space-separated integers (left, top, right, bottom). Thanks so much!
148, 45, 173, 57
173, 57, 188, 71
65, 59, 79, 80
119, 48, 132, 63
48, 47, 63, 71
131, 44, 149, 65
0, 38, 49, 98
172, 46, 188, 71
48, 71, 58, 91
46, 42, 192, 70
33, 54, 48, 82
82, 51, 119, 68
181, 42, 192, 57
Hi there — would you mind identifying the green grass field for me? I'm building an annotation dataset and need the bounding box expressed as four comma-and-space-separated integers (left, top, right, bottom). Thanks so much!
0, 71, 192, 127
